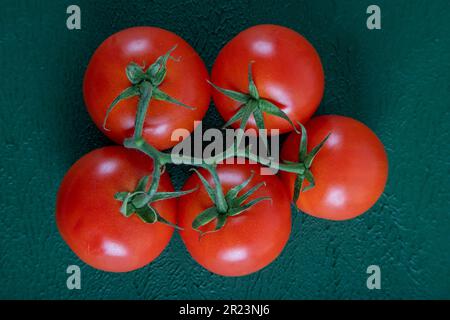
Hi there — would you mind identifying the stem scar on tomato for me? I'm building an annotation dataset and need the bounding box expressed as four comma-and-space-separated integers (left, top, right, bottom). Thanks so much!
208, 62, 299, 133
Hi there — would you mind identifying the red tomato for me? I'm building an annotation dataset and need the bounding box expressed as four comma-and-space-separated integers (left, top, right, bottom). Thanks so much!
56, 146, 176, 272
211, 24, 324, 134
178, 162, 291, 276
83, 27, 210, 150
280, 115, 388, 220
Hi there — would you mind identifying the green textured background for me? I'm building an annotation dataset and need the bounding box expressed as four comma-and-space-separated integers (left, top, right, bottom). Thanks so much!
0, 0, 449, 300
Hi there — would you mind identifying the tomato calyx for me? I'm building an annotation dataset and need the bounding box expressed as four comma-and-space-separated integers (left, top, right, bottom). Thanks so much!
191, 168, 270, 237
286, 123, 330, 203
102, 45, 196, 132
114, 175, 196, 229
208, 62, 299, 133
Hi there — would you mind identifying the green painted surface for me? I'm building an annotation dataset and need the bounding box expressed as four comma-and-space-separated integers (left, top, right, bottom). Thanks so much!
0, 0, 449, 299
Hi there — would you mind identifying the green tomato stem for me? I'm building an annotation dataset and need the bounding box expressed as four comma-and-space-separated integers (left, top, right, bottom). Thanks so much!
133, 81, 153, 140
204, 165, 228, 214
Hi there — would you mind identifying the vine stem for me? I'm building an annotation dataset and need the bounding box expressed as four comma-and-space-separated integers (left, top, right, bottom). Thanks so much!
158, 147, 305, 174
120, 57, 307, 178
126, 133, 306, 176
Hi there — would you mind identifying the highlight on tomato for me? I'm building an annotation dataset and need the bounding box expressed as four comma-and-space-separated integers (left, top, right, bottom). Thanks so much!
280, 115, 388, 220
210, 24, 324, 134
56, 146, 185, 272
83, 27, 211, 150
177, 162, 292, 277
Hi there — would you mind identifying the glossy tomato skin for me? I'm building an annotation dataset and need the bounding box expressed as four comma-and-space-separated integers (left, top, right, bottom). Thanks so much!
56, 146, 176, 272
280, 115, 388, 220
211, 24, 324, 134
83, 27, 211, 150
178, 162, 291, 277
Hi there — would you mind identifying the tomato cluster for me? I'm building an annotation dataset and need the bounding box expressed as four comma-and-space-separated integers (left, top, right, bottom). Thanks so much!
56, 25, 388, 276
